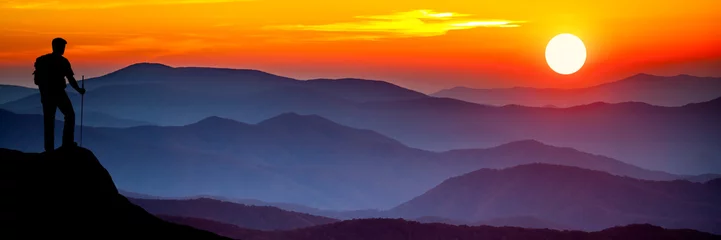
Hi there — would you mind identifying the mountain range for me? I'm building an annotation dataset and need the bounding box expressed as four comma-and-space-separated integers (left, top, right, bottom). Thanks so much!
3, 135, 721, 237
0, 84, 36, 104
350, 96, 721, 174
3, 108, 716, 210
432, 73, 721, 107
3, 63, 720, 239
388, 164, 721, 234
1, 63, 428, 126
2, 63, 719, 174
132, 195, 576, 232
120, 189, 387, 220
2, 108, 718, 209
124, 190, 575, 230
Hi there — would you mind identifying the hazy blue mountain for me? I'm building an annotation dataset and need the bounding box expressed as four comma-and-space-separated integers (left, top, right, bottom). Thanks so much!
0, 84, 37, 104
388, 164, 721, 234
303, 78, 427, 102
2, 105, 151, 128
2, 109, 712, 210
3, 64, 717, 175
186, 195, 385, 220
129, 198, 338, 231
0, 109, 441, 209
1, 63, 428, 126
120, 189, 340, 218
184, 196, 385, 220
119, 190, 170, 199
350, 96, 721, 174
440, 140, 686, 181
131, 190, 385, 220
432, 74, 721, 107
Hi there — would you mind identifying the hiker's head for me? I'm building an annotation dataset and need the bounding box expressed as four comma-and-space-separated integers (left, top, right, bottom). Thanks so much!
52, 38, 67, 55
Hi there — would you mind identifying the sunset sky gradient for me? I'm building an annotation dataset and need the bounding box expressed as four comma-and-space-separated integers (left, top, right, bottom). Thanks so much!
1, 0, 720, 92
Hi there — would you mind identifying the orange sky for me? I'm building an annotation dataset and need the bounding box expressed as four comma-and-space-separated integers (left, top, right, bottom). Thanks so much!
1, 0, 720, 92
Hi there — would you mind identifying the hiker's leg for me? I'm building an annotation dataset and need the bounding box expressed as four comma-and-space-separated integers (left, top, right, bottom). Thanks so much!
56, 90, 75, 146
40, 89, 57, 151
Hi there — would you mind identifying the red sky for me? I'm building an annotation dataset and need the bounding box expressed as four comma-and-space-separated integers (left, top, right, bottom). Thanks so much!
1, 0, 720, 92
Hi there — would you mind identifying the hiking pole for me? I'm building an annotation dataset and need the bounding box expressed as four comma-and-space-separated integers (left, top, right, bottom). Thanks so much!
80, 75, 84, 147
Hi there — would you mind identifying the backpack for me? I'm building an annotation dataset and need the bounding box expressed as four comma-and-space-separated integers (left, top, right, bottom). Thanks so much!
33, 54, 50, 86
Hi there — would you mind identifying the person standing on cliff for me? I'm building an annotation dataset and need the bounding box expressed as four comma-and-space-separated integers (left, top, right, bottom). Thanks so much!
33, 37, 86, 152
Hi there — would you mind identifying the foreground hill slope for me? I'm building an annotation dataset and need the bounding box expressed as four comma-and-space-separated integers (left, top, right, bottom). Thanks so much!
0, 146, 228, 239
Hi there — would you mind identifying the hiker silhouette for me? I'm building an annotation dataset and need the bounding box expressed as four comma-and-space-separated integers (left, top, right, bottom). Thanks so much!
33, 37, 86, 152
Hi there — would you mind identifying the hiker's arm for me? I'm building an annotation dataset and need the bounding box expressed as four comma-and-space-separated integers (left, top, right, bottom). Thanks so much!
64, 59, 85, 94
67, 75, 85, 94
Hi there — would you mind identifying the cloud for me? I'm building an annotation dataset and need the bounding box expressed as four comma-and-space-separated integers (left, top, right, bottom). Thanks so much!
2, 0, 253, 10
266, 9, 524, 40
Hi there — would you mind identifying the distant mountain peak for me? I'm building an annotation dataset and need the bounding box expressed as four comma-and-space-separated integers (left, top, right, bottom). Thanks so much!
440, 86, 477, 92
196, 116, 239, 124
124, 62, 174, 70
497, 139, 547, 147
189, 116, 249, 129
616, 73, 707, 84
118, 62, 292, 77
592, 73, 660, 87
258, 112, 337, 127
504, 162, 593, 171
304, 78, 428, 101
308, 78, 397, 86
177, 66, 285, 77
628, 73, 657, 79
612, 73, 676, 83
568, 100, 656, 109
102, 62, 175, 78
451, 162, 614, 180
448, 86, 474, 91
485, 139, 562, 151
675, 73, 694, 78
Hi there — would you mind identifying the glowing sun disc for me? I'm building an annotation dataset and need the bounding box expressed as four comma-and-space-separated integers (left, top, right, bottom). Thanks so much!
545, 33, 586, 75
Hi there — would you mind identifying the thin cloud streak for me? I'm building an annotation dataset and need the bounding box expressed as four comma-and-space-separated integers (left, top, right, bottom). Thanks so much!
267, 9, 524, 40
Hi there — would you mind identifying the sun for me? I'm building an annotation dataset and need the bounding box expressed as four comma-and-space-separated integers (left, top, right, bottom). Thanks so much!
545, 33, 586, 75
